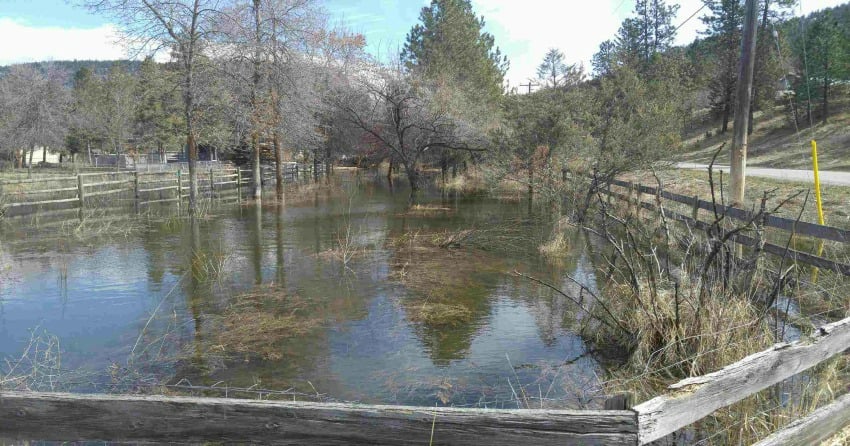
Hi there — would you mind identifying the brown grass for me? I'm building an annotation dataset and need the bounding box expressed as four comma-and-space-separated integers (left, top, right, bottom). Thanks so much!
211, 285, 324, 361
386, 229, 507, 327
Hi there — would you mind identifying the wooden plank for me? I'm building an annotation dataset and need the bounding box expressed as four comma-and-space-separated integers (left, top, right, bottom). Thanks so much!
138, 186, 179, 193
86, 188, 127, 198
0, 175, 78, 185
85, 179, 132, 188
15, 186, 79, 195
0, 391, 638, 445
635, 316, 850, 444
607, 178, 850, 244
79, 172, 132, 178
214, 181, 237, 186
600, 188, 850, 276
3, 197, 80, 207
752, 393, 850, 446
139, 198, 181, 205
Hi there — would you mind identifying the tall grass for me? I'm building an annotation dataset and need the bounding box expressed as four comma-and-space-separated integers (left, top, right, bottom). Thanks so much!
567, 167, 850, 444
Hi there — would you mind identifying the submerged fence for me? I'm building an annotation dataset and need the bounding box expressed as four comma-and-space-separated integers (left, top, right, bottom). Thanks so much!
0, 163, 325, 217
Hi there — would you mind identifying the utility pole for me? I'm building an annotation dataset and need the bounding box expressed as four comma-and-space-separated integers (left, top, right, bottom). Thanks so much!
730, 0, 759, 207
519, 81, 538, 94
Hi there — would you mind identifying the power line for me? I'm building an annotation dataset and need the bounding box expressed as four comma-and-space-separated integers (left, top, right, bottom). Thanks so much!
611, 0, 629, 16
670, 1, 710, 38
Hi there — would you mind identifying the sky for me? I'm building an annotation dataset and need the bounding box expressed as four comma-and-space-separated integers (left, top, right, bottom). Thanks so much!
0, 0, 846, 87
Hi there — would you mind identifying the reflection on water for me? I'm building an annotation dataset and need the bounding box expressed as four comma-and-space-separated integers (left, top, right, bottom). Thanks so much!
0, 176, 608, 408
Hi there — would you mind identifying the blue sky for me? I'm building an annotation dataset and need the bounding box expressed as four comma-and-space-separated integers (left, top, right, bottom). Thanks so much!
0, 0, 846, 86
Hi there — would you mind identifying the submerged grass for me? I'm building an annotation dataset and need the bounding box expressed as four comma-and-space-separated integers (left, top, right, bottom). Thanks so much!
211, 285, 325, 361
386, 229, 508, 327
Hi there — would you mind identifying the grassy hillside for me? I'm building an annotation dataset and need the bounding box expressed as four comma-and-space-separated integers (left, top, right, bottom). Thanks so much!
680, 90, 850, 171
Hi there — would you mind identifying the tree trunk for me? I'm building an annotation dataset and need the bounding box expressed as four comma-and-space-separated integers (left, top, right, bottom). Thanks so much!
252, 133, 262, 200
87, 140, 93, 165
527, 161, 534, 205
250, 0, 263, 201
440, 155, 447, 186
187, 133, 199, 213
27, 145, 34, 178
42, 146, 47, 164
313, 149, 319, 183
721, 98, 731, 134
274, 130, 284, 201
405, 163, 420, 191
822, 74, 829, 125
387, 156, 394, 187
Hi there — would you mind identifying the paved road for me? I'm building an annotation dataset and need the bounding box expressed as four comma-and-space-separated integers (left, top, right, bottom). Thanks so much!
677, 163, 850, 187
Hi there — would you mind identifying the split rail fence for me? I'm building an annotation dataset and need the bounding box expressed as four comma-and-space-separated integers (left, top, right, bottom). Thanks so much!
596, 176, 850, 277
0, 163, 324, 218
2, 171, 849, 443
1, 314, 849, 444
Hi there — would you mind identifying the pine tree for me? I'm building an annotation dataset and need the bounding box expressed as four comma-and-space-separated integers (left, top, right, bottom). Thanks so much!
401, 0, 508, 104
701, 0, 745, 134
614, 0, 679, 71
802, 10, 849, 124
135, 57, 181, 161
536, 49, 582, 88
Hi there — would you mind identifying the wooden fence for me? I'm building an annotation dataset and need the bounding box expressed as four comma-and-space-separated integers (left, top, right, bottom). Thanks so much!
597, 176, 850, 277
0, 163, 325, 217
1, 314, 848, 444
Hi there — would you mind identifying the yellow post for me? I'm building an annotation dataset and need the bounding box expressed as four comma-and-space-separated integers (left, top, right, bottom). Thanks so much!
811, 140, 826, 282
812, 140, 825, 226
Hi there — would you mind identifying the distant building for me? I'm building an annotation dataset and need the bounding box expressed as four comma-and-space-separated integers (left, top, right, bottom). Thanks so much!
21, 147, 61, 166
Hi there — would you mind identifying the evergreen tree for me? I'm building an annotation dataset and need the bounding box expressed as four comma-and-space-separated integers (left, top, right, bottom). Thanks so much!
701, 0, 744, 134
614, 0, 679, 71
536, 48, 583, 88
592, 40, 618, 77
401, 0, 508, 104
801, 10, 849, 124
68, 66, 104, 164
134, 57, 182, 160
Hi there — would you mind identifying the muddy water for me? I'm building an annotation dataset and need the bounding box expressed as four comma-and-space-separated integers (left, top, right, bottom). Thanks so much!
0, 175, 609, 408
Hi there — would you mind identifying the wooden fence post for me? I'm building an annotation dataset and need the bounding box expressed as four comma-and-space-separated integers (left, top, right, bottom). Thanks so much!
177, 170, 182, 201
77, 174, 85, 209
133, 171, 139, 201
209, 168, 215, 198
236, 168, 242, 202
691, 195, 700, 222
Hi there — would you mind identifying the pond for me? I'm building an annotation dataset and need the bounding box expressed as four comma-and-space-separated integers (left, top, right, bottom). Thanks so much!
0, 172, 611, 409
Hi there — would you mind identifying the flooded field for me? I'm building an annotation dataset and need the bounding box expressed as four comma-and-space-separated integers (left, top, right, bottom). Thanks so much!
0, 174, 611, 408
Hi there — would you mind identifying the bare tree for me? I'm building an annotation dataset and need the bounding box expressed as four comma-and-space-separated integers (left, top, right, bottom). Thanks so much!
81, 0, 225, 213
217, 0, 326, 201
0, 64, 70, 177
331, 64, 483, 191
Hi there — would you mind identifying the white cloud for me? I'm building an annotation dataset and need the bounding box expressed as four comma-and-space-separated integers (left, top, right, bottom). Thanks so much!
473, 0, 848, 89
0, 18, 127, 65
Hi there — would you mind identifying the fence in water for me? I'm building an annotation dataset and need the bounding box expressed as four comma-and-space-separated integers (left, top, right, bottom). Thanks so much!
0, 163, 326, 218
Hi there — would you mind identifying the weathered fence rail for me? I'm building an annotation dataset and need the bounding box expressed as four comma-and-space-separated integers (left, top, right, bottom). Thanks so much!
0, 391, 638, 445
634, 315, 850, 444
752, 392, 850, 446
597, 176, 850, 276
3, 312, 849, 445
1, 163, 326, 217
606, 177, 850, 243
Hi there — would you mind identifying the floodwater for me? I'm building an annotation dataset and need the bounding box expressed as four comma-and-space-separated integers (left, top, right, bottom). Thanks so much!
0, 173, 609, 408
